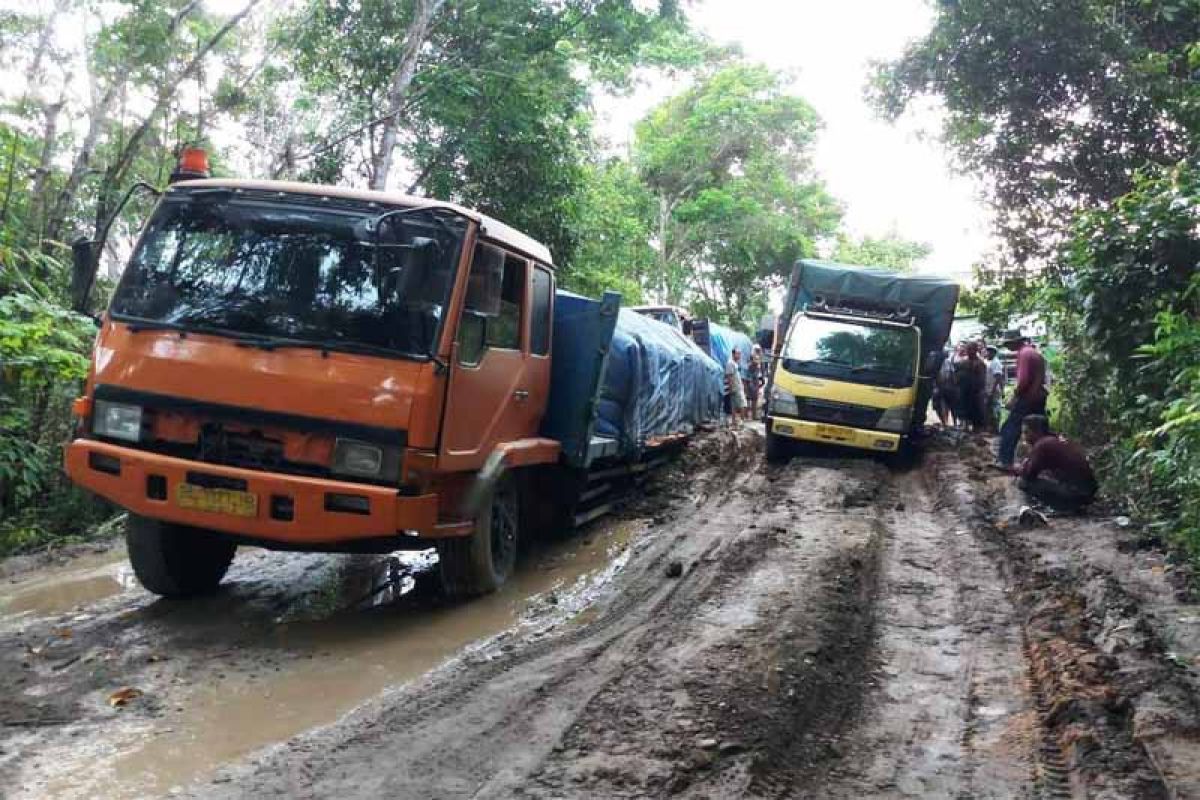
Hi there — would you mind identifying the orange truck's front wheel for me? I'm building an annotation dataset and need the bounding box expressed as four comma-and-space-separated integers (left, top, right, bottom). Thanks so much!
125, 515, 237, 597
436, 473, 520, 598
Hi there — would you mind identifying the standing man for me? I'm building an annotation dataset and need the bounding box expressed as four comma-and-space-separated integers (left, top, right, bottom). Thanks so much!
985, 344, 1005, 432
996, 331, 1047, 467
725, 348, 748, 427
746, 345, 764, 420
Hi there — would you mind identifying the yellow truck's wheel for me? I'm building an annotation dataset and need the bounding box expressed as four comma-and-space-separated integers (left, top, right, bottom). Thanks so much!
125, 515, 236, 597
437, 474, 520, 598
765, 429, 792, 464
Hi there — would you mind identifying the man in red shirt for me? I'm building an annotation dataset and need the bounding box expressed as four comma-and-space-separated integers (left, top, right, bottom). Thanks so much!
1011, 415, 1098, 510
997, 332, 1048, 467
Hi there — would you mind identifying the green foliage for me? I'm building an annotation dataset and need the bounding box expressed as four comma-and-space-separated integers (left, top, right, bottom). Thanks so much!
0, 288, 108, 553
832, 232, 931, 273
633, 61, 841, 327
873, 0, 1200, 263
1046, 165, 1200, 552
878, 0, 1200, 563
559, 159, 653, 302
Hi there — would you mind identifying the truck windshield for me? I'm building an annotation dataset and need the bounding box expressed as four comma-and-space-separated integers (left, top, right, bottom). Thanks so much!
781, 315, 917, 388
109, 197, 467, 359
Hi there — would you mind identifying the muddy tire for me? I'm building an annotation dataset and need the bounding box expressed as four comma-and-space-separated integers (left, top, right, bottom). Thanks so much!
125, 516, 236, 597
437, 474, 520, 598
765, 429, 792, 464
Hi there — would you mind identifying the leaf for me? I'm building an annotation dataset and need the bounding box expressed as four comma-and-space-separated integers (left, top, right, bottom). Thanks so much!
108, 687, 142, 708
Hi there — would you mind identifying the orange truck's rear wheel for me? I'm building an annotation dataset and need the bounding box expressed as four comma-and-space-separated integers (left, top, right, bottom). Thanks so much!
125, 515, 237, 597
437, 473, 520, 598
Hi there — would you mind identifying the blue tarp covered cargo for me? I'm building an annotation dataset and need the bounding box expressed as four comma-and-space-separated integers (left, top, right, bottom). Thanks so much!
543, 293, 722, 466
595, 308, 722, 453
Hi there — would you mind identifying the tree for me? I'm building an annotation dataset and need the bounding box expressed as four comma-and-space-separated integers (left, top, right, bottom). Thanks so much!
559, 159, 655, 302
832, 232, 931, 272
269, 0, 689, 265
872, 0, 1200, 265
633, 62, 840, 326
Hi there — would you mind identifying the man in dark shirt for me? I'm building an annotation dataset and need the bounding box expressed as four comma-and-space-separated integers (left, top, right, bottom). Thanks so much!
1011, 415, 1098, 511
996, 332, 1048, 467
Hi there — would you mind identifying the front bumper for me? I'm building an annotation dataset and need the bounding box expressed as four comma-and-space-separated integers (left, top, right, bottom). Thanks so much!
65, 439, 460, 544
769, 416, 901, 452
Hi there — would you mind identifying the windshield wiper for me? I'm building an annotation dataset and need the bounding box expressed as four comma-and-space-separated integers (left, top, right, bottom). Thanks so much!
233, 335, 426, 361
121, 318, 186, 334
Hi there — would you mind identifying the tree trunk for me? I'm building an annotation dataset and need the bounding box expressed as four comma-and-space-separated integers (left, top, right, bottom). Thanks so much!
30, 96, 65, 215
368, 0, 447, 191
43, 81, 119, 247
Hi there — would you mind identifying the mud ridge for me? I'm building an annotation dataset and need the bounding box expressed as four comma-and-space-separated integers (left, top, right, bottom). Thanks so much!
925, 441, 1180, 799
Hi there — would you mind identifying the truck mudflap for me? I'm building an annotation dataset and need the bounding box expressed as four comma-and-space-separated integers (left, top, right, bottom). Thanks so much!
64, 439, 455, 544
769, 416, 901, 452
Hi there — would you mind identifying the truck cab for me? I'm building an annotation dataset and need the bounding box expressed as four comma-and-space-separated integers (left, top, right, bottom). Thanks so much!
767, 308, 921, 457
66, 176, 564, 598
765, 259, 959, 461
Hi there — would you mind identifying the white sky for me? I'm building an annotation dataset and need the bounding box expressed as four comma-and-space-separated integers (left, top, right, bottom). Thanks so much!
595, 0, 993, 280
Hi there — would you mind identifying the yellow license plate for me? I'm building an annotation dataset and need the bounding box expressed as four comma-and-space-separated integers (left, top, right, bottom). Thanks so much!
177, 483, 258, 517
815, 424, 853, 440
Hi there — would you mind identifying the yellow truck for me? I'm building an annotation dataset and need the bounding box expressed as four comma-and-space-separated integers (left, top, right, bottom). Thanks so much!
765, 259, 960, 461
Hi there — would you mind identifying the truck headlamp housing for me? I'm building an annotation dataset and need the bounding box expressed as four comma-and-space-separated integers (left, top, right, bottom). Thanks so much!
93, 400, 143, 442
876, 406, 912, 434
333, 439, 384, 476
770, 386, 799, 417
332, 438, 401, 482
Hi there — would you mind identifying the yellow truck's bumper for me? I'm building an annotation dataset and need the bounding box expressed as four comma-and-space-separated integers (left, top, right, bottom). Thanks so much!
769, 416, 901, 452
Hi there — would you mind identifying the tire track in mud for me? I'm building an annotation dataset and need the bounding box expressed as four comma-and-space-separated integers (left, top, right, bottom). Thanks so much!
926, 437, 1186, 800
517, 457, 891, 800
184, 431, 778, 799
810, 461, 1035, 800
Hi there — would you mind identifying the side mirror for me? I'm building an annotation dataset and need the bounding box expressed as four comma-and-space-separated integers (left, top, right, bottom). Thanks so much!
464, 243, 503, 317
69, 237, 97, 311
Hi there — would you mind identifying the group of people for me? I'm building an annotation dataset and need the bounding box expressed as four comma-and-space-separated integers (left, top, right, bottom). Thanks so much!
932, 339, 1006, 433
988, 332, 1098, 512
723, 345, 765, 426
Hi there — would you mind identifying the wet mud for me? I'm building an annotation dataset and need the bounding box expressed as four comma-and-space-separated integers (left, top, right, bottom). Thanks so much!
0, 508, 643, 799
6, 425, 1200, 799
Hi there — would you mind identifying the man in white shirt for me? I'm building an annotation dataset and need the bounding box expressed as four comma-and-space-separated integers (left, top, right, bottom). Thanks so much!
725, 348, 748, 426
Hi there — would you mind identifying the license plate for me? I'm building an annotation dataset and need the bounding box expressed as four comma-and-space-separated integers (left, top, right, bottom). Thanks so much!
815, 424, 853, 440
177, 483, 258, 517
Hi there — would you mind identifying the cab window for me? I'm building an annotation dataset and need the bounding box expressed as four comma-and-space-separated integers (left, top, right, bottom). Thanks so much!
530, 266, 552, 356
486, 254, 526, 351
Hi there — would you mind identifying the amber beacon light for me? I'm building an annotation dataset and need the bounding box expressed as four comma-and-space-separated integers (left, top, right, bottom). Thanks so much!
170, 146, 211, 183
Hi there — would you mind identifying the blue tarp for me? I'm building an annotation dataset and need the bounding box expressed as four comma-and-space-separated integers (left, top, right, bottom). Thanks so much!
595, 308, 722, 453
704, 322, 756, 378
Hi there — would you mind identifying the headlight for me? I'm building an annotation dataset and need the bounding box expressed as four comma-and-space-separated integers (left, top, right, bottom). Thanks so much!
876, 405, 912, 433
93, 400, 143, 442
333, 439, 384, 476
770, 386, 799, 416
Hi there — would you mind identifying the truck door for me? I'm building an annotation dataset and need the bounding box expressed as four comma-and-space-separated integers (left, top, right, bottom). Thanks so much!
440, 242, 545, 470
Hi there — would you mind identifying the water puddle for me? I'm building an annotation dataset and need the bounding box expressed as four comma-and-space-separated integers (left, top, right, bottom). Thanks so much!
0, 551, 134, 618
43, 518, 645, 799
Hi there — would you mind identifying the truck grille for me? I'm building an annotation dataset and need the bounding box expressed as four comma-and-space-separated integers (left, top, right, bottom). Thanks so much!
795, 398, 883, 429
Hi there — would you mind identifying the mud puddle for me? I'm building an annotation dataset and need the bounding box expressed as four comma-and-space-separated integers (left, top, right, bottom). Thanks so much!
14, 519, 643, 800
0, 550, 134, 618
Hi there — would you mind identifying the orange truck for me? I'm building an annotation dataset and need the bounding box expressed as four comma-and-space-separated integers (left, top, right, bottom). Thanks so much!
64, 151, 714, 598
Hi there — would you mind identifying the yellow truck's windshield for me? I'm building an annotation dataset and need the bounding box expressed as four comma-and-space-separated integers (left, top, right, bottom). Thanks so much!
781, 315, 917, 389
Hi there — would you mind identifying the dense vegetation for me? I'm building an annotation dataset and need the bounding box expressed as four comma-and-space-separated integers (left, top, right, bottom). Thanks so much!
0, 1, 934, 553
876, 0, 1200, 555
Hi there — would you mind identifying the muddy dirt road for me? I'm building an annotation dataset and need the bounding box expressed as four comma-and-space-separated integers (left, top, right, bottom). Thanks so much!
4, 429, 1200, 798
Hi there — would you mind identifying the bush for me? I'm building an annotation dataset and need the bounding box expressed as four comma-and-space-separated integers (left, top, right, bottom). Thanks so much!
0, 289, 113, 554
1030, 162, 1200, 556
